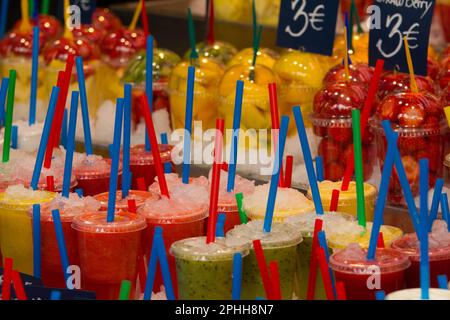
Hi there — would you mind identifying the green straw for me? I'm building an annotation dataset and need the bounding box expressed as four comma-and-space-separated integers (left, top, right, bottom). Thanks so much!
2, 70, 16, 163
352, 109, 366, 227
351, 0, 364, 34
41, 0, 49, 14
29, 0, 34, 17
250, 25, 262, 81
252, 0, 257, 49
235, 193, 248, 224
187, 9, 199, 62
118, 280, 131, 300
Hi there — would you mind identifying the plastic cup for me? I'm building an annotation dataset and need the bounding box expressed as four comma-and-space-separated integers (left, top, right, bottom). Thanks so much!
307, 180, 378, 221
444, 153, 450, 188
170, 236, 250, 300
184, 41, 237, 65
0, 186, 55, 274
94, 190, 159, 212
72, 211, 147, 300
386, 288, 450, 300
225, 220, 303, 299
285, 211, 356, 300
226, 48, 279, 70
0, 121, 44, 152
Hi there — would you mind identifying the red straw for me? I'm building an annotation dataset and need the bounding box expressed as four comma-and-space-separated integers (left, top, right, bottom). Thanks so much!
221, 162, 228, 172
284, 155, 293, 188
1, 257, 13, 300
377, 232, 385, 248
252, 239, 274, 299
206, 119, 224, 244
336, 281, 347, 300
341, 59, 384, 191
317, 247, 335, 300
306, 219, 323, 300
141, 95, 170, 198
140, 0, 149, 37
46, 176, 54, 192
330, 189, 340, 211
206, 0, 215, 45
269, 261, 282, 300
137, 253, 147, 293
128, 199, 137, 213
11, 270, 27, 300
268, 83, 284, 187
137, 177, 147, 191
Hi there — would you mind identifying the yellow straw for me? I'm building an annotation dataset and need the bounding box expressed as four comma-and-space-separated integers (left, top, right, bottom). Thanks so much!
445, 106, 450, 127
403, 36, 418, 94
19, 0, 32, 32
129, 1, 143, 31
343, 26, 350, 81
63, 0, 73, 39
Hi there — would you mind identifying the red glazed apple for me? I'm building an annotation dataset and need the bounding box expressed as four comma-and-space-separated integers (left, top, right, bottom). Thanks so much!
92, 8, 122, 32
438, 57, 450, 89
377, 72, 436, 100
0, 31, 47, 58
13, 14, 62, 44
101, 27, 146, 68
72, 25, 107, 44
323, 62, 373, 86
427, 57, 440, 81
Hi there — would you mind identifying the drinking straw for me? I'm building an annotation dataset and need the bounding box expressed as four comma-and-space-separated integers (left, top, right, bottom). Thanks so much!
122, 84, 132, 198
269, 262, 282, 300
375, 291, 386, 300
41, 0, 49, 14
118, 280, 131, 300
437, 275, 449, 290
441, 193, 450, 232
137, 177, 147, 191
350, 0, 364, 33
2, 70, 16, 163
155, 227, 175, 300
187, 9, 199, 61
367, 121, 398, 260
206, 0, 215, 45
428, 178, 444, 231
32, 204, 41, 279
75, 188, 83, 197
336, 282, 347, 300
250, 26, 262, 81
293, 106, 324, 215
227, 80, 244, 192
182, 66, 195, 184
231, 252, 242, 300
62, 0, 72, 39
140, 0, 149, 37
1, 257, 13, 300
0, 0, 8, 38
161, 133, 172, 173
252, 240, 274, 299
11, 271, 27, 300
268, 83, 284, 187
52, 209, 70, 287
145, 35, 154, 152
445, 107, 450, 127
129, 0, 143, 31
137, 254, 147, 294
251, 0, 257, 49
143, 229, 158, 300
318, 230, 336, 298
127, 199, 137, 213
315, 156, 324, 182
32, 0, 38, 22
31, 86, 59, 190
20, 0, 31, 32
206, 119, 224, 243
29, 26, 39, 125
317, 248, 335, 300
50, 291, 61, 300
46, 176, 54, 192
306, 218, 323, 300
141, 95, 170, 198
216, 213, 226, 237
61, 109, 68, 148
419, 159, 430, 300
235, 193, 248, 224
11, 125, 18, 149
330, 189, 340, 211
75, 56, 93, 155
377, 232, 385, 248
62, 91, 79, 198
351, 109, 366, 227
403, 37, 418, 94
284, 155, 293, 188
106, 98, 124, 223
343, 26, 350, 80
0, 78, 8, 125
263, 116, 289, 233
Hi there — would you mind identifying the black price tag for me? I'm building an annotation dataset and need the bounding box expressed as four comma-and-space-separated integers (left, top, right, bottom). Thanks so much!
0, 268, 42, 287
276, 0, 340, 56
22, 285, 96, 300
71, 0, 96, 24
368, 0, 436, 76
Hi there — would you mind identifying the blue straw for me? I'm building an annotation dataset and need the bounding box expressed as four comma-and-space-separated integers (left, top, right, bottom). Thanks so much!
145, 36, 154, 152
227, 80, 244, 192
232, 253, 243, 300
108, 144, 113, 159
31, 86, 60, 190
75, 188, 83, 198
32, 204, 41, 279
75, 56, 93, 155
122, 84, 132, 198
161, 133, 172, 173
0, 0, 8, 39
315, 156, 324, 182
428, 178, 444, 231
107, 98, 124, 223
318, 230, 336, 298
155, 227, 176, 300
145, 130, 151, 151
60, 108, 68, 148
343, 12, 353, 65
143, 230, 159, 300
367, 121, 398, 260
50, 291, 61, 300
255, 297, 266, 300
437, 275, 448, 290
293, 106, 323, 215
52, 209, 70, 287
29, 26, 39, 125
62, 91, 79, 198
375, 291, 385, 300
32, 0, 38, 21
0, 78, 8, 125
419, 159, 430, 300
182, 66, 195, 184
11, 125, 17, 149
216, 213, 226, 237
441, 193, 450, 232
263, 116, 289, 233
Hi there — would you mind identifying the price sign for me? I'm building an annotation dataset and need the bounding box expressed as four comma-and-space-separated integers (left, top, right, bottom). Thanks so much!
276, 0, 340, 56
71, 0, 96, 24
0, 285, 96, 300
368, 0, 435, 76
0, 268, 42, 287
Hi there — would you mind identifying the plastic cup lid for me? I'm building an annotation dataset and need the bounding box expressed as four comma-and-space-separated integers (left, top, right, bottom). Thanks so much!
138, 202, 208, 224
310, 181, 378, 201
386, 288, 450, 300
127, 144, 173, 165
94, 190, 159, 210
392, 233, 450, 262
72, 211, 147, 233
73, 157, 118, 179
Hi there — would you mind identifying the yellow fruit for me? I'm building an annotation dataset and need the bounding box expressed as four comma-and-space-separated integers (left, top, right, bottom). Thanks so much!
227, 48, 279, 69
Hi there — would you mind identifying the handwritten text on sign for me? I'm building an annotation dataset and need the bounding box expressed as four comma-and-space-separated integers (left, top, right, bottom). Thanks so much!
277, 0, 340, 56
368, 0, 435, 76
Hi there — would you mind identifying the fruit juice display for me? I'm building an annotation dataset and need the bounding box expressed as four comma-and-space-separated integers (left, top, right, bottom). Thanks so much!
437, 0, 450, 42
30, 193, 101, 288
122, 48, 181, 127
138, 182, 209, 293
285, 211, 356, 300
184, 41, 237, 65
0, 120, 43, 152
169, 57, 225, 130
386, 288, 450, 300
332, 32, 369, 64
170, 236, 250, 300
0, 184, 55, 274
311, 82, 375, 182
322, 63, 374, 86
307, 180, 378, 221
94, 190, 159, 212
73, 211, 146, 300
372, 91, 446, 205
273, 51, 334, 131
391, 220, 450, 289
226, 220, 302, 299
227, 48, 279, 69
329, 243, 411, 300
243, 183, 315, 222
377, 71, 437, 101
445, 153, 450, 187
